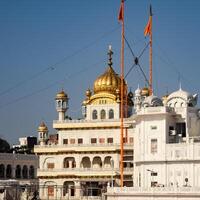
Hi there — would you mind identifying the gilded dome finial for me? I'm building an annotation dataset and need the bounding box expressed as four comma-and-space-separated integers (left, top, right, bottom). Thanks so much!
108, 45, 113, 67
86, 88, 92, 98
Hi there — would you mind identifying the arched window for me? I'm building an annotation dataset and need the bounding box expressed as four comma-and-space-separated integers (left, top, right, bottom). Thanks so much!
22, 165, 28, 179
29, 166, 35, 179
92, 157, 102, 168
6, 165, 12, 178
109, 109, 114, 119
16, 165, 21, 179
58, 100, 61, 107
0, 164, 5, 178
81, 157, 91, 168
92, 110, 97, 119
104, 156, 113, 168
63, 157, 76, 169
100, 109, 106, 119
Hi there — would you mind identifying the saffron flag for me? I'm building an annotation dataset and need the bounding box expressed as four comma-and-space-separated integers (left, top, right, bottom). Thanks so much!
144, 5, 152, 36
118, 1, 123, 22
144, 17, 152, 36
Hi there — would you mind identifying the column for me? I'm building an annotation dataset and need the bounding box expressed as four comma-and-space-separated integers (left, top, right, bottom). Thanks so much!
69, 160, 72, 168
75, 181, 81, 198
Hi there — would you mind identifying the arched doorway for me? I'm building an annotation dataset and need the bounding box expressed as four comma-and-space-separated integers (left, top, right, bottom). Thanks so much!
63, 181, 75, 197
6, 165, 12, 178
29, 165, 34, 179
15, 165, 21, 179
0, 164, 5, 178
22, 165, 28, 179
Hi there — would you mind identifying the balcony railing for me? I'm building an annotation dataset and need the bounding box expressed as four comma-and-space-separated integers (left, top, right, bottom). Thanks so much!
53, 118, 133, 124
37, 167, 133, 177
166, 142, 200, 161
0, 153, 37, 161
38, 167, 133, 172
34, 143, 133, 149
107, 186, 200, 194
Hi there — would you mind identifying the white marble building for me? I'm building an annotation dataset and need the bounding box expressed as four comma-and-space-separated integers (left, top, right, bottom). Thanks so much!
35, 46, 200, 200
34, 47, 134, 199
106, 87, 200, 199
0, 153, 38, 199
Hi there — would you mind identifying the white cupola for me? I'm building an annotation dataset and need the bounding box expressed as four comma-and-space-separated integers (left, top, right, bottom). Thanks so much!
55, 90, 68, 121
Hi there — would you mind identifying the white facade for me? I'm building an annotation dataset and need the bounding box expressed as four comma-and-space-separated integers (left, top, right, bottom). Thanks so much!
34, 47, 134, 200
0, 152, 38, 199
133, 88, 200, 189
106, 87, 200, 199
35, 46, 200, 200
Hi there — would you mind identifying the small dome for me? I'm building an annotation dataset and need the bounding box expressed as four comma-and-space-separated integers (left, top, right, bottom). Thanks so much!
38, 122, 48, 132
167, 88, 191, 101
141, 87, 150, 96
142, 95, 163, 107
167, 88, 198, 107
55, 90, 68, 100
135, 86, 141, 96
94, 66, 123, 94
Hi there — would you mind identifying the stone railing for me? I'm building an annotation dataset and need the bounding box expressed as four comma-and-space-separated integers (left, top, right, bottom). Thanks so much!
37, 167, 133, 177
0, 153, 37, 161
166, 142, 200, 161
53, 117, 133, 124
38, 167, 119, 172
137, 106, 174, 115
34, 143, 133, 149
107, 186, 200, 194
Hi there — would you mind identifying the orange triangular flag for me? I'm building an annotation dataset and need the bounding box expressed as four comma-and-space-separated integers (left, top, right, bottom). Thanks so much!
144, 5, 152, 36
118, 2, 123, 22
144, 17, 152, 36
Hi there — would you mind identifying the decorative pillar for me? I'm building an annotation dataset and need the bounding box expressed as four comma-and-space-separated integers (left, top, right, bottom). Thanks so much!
75, 181, 81, 198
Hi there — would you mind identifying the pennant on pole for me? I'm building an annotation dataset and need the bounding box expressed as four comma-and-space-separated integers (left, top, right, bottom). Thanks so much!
144, 18, 152, 36
144, 5, 152, 36
118, 1, 124, 22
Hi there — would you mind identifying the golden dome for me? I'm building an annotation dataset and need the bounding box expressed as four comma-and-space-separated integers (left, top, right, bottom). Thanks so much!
94, 66, 122, 94
38, 122, 48, 132
55, 90, 68, 100
141, 87, 150, 96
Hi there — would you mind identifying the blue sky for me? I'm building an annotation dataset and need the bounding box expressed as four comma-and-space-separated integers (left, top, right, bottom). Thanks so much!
0, 0, 200, 144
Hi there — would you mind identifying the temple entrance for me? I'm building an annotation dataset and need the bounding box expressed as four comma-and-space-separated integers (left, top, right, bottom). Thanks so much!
81, 182, 107, 197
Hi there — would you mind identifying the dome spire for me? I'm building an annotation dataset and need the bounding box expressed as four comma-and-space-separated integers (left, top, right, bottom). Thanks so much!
108, 45, 113, 67
179, 82, 182, 91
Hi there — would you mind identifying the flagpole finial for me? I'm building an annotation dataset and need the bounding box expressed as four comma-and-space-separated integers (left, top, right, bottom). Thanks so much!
150, 4, 153, 16
108, 45, 113, 67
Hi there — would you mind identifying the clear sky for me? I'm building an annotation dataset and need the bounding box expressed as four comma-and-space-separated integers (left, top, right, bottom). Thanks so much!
0, 0, 200, 144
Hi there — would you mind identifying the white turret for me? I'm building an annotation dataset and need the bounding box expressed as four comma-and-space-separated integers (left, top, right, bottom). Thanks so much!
38, 122, 48, 145
55, 90, 68, 121
134, 86, 142, 112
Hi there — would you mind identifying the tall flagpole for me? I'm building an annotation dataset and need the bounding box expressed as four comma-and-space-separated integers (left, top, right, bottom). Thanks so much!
149, 5, 153, 95
119, 0, 125, 187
